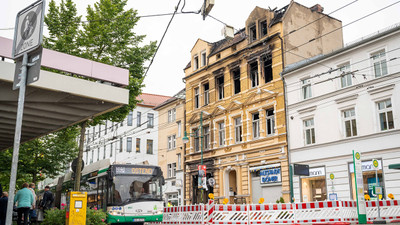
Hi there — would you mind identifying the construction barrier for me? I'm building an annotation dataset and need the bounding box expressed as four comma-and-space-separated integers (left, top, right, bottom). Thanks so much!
160, 200, 399, 225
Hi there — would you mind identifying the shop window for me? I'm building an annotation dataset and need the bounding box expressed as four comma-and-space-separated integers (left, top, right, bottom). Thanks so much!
343, 108, 357, 137
203, 126, 210, 150
249, 25, 257, 42
194, 87, 200, 109
301, 78, 312, 99
304, 118, 315, 145
193, 55, 199, 71
252, 112, 260, 139
233, 69, 241, 94
218, 122, 225, 146
250, 62, 259, 88
301, 167, 327, 202
377, 99, 394, 131
216, 75, 224, 100
260, 20, 268, 37
266, 109, 275, 136
234, 117, 242, 143
263, 56, 273, 83
203, 83, 209, 106
349, 160, 384, 201
371, 50, 388, 78
338, 62, 352, 88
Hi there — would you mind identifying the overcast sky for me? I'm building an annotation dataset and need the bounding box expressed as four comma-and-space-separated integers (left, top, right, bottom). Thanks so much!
1, 0, 400, 97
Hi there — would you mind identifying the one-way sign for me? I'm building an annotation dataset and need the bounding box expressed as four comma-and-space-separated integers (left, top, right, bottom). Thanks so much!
12, 0, 45, 59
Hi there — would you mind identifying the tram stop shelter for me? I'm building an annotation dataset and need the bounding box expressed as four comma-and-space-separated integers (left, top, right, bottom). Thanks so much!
0, 36, 129, 151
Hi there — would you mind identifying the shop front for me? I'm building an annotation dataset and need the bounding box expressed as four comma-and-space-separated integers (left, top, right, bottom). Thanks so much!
300, 167, 327, 202
250, 163, 282, 203
349, 159, 384, 201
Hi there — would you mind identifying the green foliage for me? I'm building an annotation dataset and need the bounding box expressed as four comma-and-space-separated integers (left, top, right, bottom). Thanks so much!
42, 208, 66, 225
0, 126, 80, 187
276, 197, 285, 203
86, 208, 107, 225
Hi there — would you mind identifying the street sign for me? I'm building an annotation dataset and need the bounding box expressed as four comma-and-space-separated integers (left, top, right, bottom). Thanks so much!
293, 164, 309, 176
329, 193, 338, 201
13, 47, 42, 90
372, 159, 379, 170
329, 173, 335, 180
373, 186, 383, 195
12, 0, 45, 59
353, 150, 367, 224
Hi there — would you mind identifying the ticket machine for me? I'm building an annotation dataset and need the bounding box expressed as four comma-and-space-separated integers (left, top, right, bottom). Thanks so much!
66, 192, 87, 225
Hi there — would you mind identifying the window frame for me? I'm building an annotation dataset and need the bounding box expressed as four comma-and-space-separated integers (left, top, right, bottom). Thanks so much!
263, 55, 273, 83
260, 20, 268, 37
234, 117, 242, 143
216, 75, 224, 100
218, 122, 225, 146
193, 54, 199, 71
301, 78, 312, 100
250, 61, 259, 88
338, 62, 352, 88
377, 99, 394, 131
201, 51, 207, 67
127, 111, 133, 126
249, 24, 257, 42
252, 112, 260, 139
137, 111, 142, 127
371, 49, 388, 78
203, 126, 210, 150
343, 108, 357, 137
136, 138, 140, 153
127, 137, 132, 152
194, 87, 200, 109
266, 108, 275, 136
147, 113, 154, 128
232, 68, 241, 95
203, 83, 209, 106
303, 118, 316, 145
146, 139, 153, 154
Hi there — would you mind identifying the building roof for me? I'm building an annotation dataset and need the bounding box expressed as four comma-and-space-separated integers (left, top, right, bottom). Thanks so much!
153, 88, 186, 110
209, 28, 246, 57
136, 93, 172, 108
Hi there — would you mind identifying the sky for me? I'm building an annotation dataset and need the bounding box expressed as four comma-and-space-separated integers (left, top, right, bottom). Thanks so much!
1, 0, 400, 97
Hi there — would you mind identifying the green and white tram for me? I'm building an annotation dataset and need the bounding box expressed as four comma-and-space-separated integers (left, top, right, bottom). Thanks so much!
56, 159, 165, 224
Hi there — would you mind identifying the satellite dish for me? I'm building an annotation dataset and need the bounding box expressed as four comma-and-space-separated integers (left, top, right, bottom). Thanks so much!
208, 178, 216, 187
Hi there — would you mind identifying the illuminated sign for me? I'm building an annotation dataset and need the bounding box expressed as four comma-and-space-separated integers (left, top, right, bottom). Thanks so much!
260, 168, 281, 184
114, 166, 156, 176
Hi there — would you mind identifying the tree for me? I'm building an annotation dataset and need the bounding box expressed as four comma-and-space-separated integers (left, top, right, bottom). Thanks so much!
0, 127, 80, 190
44, 0, 157, 190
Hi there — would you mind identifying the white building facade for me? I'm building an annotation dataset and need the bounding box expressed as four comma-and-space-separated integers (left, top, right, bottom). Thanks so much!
84, 93, 171, 166
283, 24, 400, 202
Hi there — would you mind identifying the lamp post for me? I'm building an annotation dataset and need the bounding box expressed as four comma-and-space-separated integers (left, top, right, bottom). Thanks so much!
183, 111, 205, 203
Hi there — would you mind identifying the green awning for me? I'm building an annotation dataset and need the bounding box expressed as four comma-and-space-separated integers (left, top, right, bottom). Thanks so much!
389, 164, 400, 170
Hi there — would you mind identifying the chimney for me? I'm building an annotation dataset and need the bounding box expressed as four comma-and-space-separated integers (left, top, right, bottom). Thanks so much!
310, 4, 324, 13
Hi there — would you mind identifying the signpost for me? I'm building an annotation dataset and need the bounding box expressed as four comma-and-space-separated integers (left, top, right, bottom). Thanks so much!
6, 1, 45, 225
353, 150, 367, 224
328, 173, 337, 200
372, 159, 386, 224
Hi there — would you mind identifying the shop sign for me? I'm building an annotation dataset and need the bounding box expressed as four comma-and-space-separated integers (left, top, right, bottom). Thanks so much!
260, 167, 281, 184
349, 159, 382, 173
308, 167, 325, 177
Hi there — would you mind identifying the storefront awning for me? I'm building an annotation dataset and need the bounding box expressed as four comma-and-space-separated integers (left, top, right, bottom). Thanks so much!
389, 163, 400, 170
249, 163, 280, 172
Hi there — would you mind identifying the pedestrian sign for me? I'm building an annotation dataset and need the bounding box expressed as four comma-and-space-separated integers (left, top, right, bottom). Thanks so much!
329, 173, 335, 180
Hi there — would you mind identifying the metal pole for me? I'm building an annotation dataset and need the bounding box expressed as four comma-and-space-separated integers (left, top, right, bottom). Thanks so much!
6, 53, 28, 225
289, 165, 294, 203
200, 111, 203, 203
376, 169, 381, 220
74, 121, 87, 191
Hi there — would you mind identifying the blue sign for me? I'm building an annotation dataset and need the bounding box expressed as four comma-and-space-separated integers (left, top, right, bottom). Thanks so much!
260, 168, 281, 184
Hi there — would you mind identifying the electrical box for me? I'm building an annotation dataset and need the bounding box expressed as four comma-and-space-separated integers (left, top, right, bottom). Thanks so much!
66, 192, 87, 225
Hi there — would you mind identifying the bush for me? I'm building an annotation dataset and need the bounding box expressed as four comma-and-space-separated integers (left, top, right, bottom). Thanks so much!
41, 207, 107, 225
275, 197, 285, 204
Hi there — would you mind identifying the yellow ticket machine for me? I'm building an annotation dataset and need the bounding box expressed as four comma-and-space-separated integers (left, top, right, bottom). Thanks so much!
66, 192, 87, 225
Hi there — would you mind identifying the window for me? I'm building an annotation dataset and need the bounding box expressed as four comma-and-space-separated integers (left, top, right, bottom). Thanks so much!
105, 121, 108, 134
250, 62, 259, 88
194, 129, 200, 152
97, 148, 100, 161
86, 131, 89, 144
168, 163, 177, 178
233, 69, 241, 94
127, 111, 133, 126
119, 138, 123, 152
92, 127, 95, 140
216, 53, 221, 60
147, 113, 154, 128
147, 139, 153, 154
249, 25, 257, 42
263, 56, 273, 83
177, 121, 182, 137
110, 143, 113, 157
343, 108, 357, 137
371, 50, 388, 77
194, 88, 200, 109
201, 51, 206, 67
103, 146, 106, 159
266, 109, 275, 136
234, 117, 242, 143
203, 126, 210, 150
86, 147, 89, 164
260, 20, 268, 37
193, 55, 199, 70
338, 62, 352, 88
252, 112, 260, 139
203, 83, 209, 106
137, 111, 141, 127
91, 149, 94, 163
127, 137, 132, 152
136, 138, 140, 152
177, 153, 181, 170
168, 135, 176, 150
168, 108, 176, 122
218, 122, 225, 146
377, 99, 394, 131
216, 76, 224, 100
304, 118, 315, 145
98, 125, 101, 137
301, 78, 312, 99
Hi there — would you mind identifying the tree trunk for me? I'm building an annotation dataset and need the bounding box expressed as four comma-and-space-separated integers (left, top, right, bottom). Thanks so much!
74, 121, 86, 191
32, 173, 37, 184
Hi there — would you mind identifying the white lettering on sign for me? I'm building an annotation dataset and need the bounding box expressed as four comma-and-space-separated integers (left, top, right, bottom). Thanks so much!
309, 167, 325, 177
260, 168, 281, 184
349, 160, 382, 173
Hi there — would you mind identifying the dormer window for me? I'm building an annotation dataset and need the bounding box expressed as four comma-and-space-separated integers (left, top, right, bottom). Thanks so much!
201, 51, 206, 67
193, 55, 199, 71
249, 25, 257, 42
260, 20, 268, 37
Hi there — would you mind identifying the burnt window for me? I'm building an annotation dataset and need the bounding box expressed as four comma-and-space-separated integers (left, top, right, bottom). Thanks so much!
250, 25, 257, 42
216, 75, 224, 100
194, 87, 199, 109
260, 20, 268, 37
193, 55, 199, 70
233, 69, 241, 94
263, 56, 273, 83
203, 83, 209, 106
250, 61, 259, 88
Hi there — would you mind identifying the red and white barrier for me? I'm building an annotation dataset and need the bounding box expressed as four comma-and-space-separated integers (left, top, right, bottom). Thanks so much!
249, 203, 295, 224
366, 200, 400, 222
213, 204, 249, 225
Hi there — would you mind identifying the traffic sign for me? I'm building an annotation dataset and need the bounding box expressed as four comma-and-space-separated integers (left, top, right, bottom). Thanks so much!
329, 173, 335, 180
12, 0, 45, 58
13, 47, 42, 90
372, 159, 379, 170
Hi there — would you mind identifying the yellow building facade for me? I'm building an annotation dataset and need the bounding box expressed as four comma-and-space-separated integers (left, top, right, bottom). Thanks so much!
183, 2, 343, 204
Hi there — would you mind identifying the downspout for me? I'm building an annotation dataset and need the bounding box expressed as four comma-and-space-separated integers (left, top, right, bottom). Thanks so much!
278, 35, 293, 203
